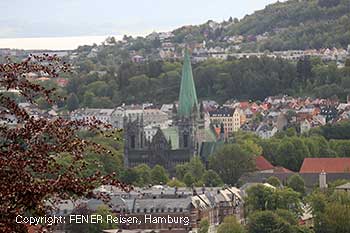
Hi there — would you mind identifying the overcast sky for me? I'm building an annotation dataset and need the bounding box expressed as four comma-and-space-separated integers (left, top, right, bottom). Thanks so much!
0, 0, 279, 38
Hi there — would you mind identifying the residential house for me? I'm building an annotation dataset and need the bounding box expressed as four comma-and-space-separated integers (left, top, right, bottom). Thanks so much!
209, 107, 241, 136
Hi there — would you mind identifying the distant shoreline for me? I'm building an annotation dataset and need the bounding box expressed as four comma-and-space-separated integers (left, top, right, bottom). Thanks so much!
0, 35, 125, 50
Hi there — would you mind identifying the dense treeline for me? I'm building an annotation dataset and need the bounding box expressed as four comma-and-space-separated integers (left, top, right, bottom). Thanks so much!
238, 120, 350, 172
62, 56, 350, 110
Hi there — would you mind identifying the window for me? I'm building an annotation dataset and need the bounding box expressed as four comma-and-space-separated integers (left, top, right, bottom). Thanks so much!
130, 135, 135, 149
140, 132, 143, 148
183, 133, 189, 148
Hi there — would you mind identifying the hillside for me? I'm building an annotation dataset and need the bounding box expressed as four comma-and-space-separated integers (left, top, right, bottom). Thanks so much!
171, 0, 350, 51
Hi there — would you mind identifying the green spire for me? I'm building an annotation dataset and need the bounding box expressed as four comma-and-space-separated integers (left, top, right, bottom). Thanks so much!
178, 49, 198, 118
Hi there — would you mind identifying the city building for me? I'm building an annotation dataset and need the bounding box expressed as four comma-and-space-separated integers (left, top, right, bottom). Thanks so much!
123, 50, 216, 172
208, 107, 241, 137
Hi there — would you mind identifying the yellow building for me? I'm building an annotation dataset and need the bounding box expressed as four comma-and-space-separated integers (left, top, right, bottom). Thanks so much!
209, 107, 241, 135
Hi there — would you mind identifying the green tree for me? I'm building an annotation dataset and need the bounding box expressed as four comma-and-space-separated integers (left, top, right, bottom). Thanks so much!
246, 185, 301, 215
183, 172, 195, 187
217, 216, 245, 233
209, 144, 255, 185
67, 93, 79, 111
248, 210, 297, 233
133, 164, 152, 187
288, 174, 306, 194
151, 165, 169, 185
202, 170, 224, 187
167, 178, 186, 188
316, 202, 350, 233
246, 184, 275, 213
266, 176, 281, 188
88, 205, 117, 233
198, 218, 210, 233
175, 157, 206, 185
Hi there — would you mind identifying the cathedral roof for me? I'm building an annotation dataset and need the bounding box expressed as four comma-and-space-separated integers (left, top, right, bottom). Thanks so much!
178, 49, 199, 118
161, 127, 179, 149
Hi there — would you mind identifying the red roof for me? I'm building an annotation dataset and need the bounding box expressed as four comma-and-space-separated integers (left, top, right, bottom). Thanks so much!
255, 156, 274, 171
300, 158, 350, 173
273, 166, 293, 173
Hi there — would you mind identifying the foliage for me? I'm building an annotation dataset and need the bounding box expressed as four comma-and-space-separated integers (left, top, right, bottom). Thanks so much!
248, 210, 300, 233
209, 144, 255, 185
132, 164, 152, 187
67, 93, 79, 111
88, 205, 117, 233
217, 216, 246, 233
266, 176, 281, 188
167, 178, 186, 188
245, 184, 302, 215
198, 218, 210, 233
151, 165, 169, 185
175, 157, 214, 187
0, 55, 126, 232
202, 170, 224, 187
288, 174, 306, 194
226, 0, 350, 50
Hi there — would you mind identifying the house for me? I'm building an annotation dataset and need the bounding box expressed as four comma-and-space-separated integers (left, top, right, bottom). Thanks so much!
300, 119, 311, 134
78, 186, 241, 233
132, 55, 145, 63
208, 107, 241, 136
239, 156, 294, 185
300, 158, 350, 173
299, 158, 350, 187
70, 108, 115, 125
255, 156, 274, 173
256, 124, 278, 139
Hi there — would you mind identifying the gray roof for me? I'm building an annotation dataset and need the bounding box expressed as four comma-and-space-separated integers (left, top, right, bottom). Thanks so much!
131, 197, 192, 213
336, 183, 350, 190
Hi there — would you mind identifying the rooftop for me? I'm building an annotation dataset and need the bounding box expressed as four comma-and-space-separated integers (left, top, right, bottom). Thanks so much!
300, 158, 350, 173
255, 155, 274, 171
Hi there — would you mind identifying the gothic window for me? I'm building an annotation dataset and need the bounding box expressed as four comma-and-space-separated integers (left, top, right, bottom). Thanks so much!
130, 135, 136, 149
140, 132, 143, 148
183, 133, 189, 148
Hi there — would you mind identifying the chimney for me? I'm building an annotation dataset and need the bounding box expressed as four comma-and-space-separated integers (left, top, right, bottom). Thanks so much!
319, 171, 328, 189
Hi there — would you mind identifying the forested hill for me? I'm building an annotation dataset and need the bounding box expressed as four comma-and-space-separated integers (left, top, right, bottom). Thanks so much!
225, 0, 350, 50
171, 0, 350, 51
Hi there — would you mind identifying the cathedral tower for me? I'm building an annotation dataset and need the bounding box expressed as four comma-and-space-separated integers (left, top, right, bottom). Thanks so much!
176, 49, 199, 153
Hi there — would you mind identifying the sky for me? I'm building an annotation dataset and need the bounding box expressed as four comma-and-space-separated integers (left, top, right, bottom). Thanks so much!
0, 0, 279, 50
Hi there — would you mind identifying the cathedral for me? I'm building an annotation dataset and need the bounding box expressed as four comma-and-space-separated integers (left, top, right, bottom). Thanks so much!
123, 49, 215, 172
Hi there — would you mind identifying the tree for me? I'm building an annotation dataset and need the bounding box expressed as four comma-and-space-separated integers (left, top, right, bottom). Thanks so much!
309, 190, 350, 233
266, 176, 281, 188
167, 178, 186, 188
209, 144, 255, 185
316, 202, 350, 233
0, 55, 125, 232
67, 93, 80, 111
175, 157, 206, 185
151, 165, 169, 185
183, 172, 195, 187
248, 210, 297, 233
202, 170, 224, 187
217, 216, 245, 233
88, 205, 117, 233
246, 184, 275, 213
133, 164, 152, 187
288, 174, 305, 194
198, 218, 210, 233
245, 185, 301, 215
